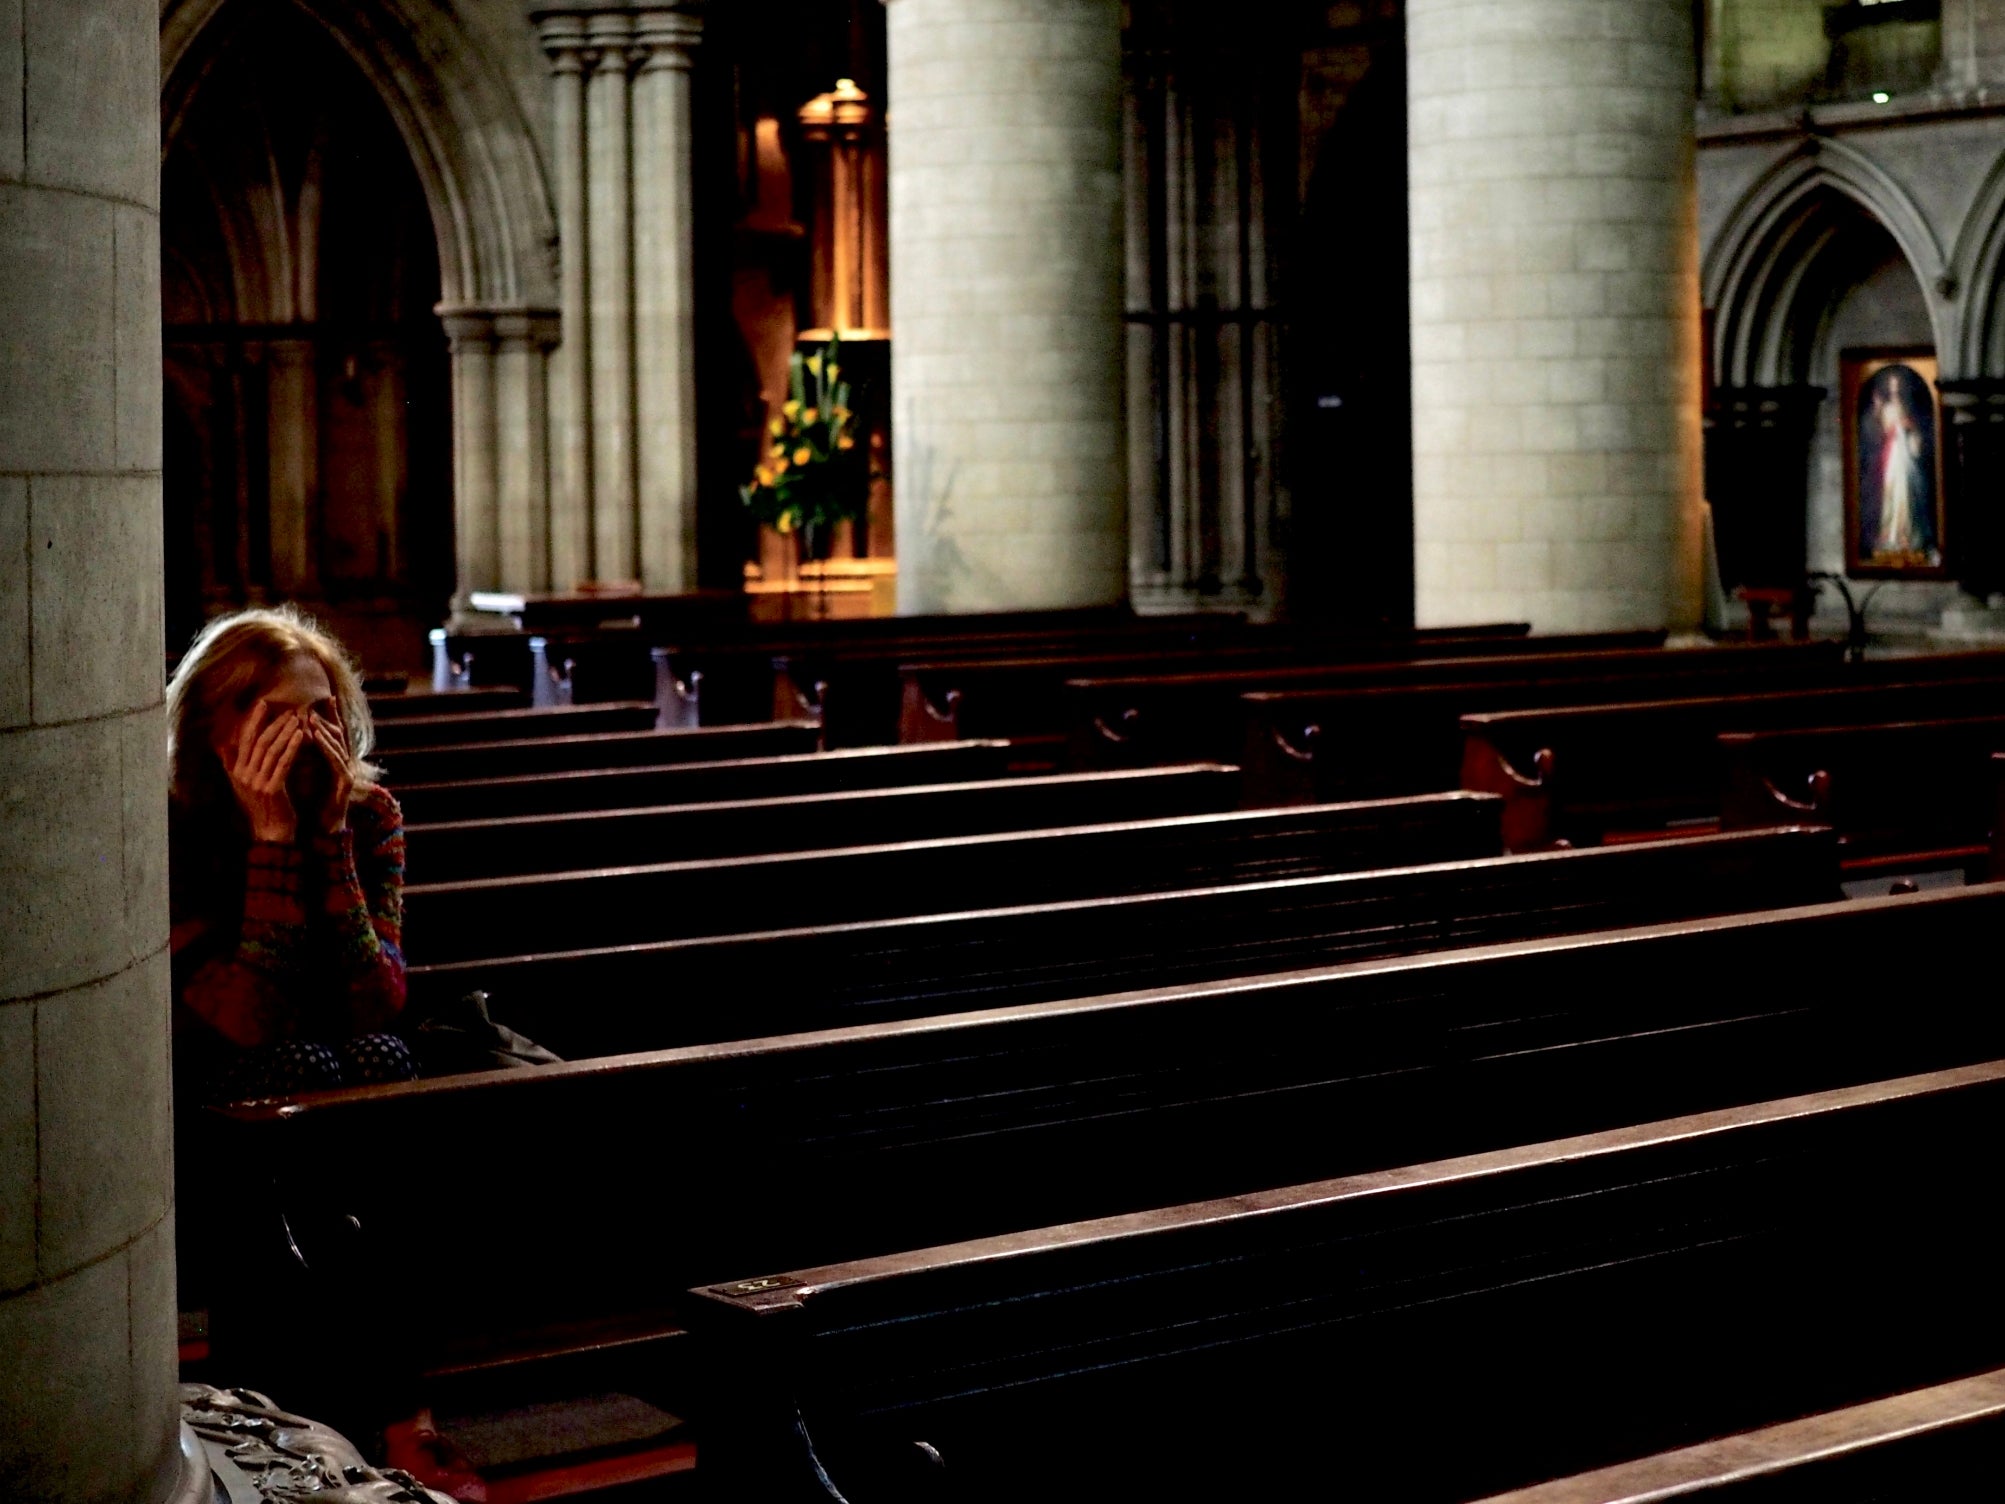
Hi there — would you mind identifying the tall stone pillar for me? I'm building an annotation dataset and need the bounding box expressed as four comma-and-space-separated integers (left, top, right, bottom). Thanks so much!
443, 310, 501, 610
1408, 0, 1704, 631
495, 312, 560, 592
632, 11, 703, 592
264, 338, 320, 595
543, 19, 597, 590
535, 3, 706, 593
886, 0, 1129, 614
0, 2, 183, 1500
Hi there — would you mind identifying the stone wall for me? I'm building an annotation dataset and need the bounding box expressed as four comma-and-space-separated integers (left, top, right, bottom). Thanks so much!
0, 1, 178, 1500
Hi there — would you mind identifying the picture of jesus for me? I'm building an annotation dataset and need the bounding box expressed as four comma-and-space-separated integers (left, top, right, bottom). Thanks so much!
1842, 350, 1947, 578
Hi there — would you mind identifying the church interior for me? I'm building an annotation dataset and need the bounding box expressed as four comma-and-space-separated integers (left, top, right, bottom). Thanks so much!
18, 0, 2005, 1499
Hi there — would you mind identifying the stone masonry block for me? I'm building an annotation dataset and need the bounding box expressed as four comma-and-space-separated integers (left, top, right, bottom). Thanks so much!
36, 949, 170, 1280
0, 1000, 31, 1292
0, 186, 116, 475
30, 474, 163, 724
0, 478, 24, 730
0, 1251, 135, 1504
0, 717, 125, 1002
120, 708, 168, 968
114, 204, 162, 473
23, 0, 157, 207
0, 0, 22, 179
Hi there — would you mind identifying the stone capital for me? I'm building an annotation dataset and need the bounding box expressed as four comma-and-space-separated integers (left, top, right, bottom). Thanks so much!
493, 309, 565, 352
436, 305, 500, 351
634, 10, 704, 70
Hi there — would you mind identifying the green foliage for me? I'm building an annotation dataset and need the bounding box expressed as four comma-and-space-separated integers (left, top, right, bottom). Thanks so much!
740, 336, 867, 536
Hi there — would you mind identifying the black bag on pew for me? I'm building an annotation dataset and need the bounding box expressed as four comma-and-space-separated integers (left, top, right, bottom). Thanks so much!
404, 990, 563, 1077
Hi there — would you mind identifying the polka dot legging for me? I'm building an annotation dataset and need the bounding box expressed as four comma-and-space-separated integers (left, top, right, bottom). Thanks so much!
211, 1033, 415, 1103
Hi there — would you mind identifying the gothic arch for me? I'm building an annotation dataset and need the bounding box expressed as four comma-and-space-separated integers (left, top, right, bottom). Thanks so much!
160, 0, 557, 311
1703, 137, 1950, 388
1948, 141, 2005, 378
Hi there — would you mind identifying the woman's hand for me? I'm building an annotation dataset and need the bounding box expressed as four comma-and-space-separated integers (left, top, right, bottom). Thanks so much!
304, 709, 355, 835
229, 700, 307, 843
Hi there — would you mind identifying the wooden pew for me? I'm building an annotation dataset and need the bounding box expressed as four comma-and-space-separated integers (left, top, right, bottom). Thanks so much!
1462, 676, 2005, 851
891, 625, 1573, 746
399, 792, 1506, 963
661, 607, 1238, 729
684, 1056, 2005, 1502
1243, 647, 2005, 810
403, 764, 1246, 883
412, 826, 1839, 1055
1474, 1367, 2005, 1503
369, 701, 660, 752
204, 887, 2005, 1459
392, 740, 1018, 825
1719, 714, 2005, 880
1071, 637, 1817, 770
366, 686, 529, 719
373, 721, 820, 785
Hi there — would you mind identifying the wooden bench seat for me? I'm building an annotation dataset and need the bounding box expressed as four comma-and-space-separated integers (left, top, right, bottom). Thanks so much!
400, 791, 1504, 962
1475, 1366, 2005, 1503
1071, 638, 1824, 770
373, 721, 821, 785
369, 701, 661, 752
203, 888, 2005, 1468
1461, 676, 2005, 850
392, 740, 1017, 825
893, 626, 1622, 745
685, 1056, 2005, 1502
1719, 714, 2005, 877
402, 764, 1245, 883
367, 686, 530, 719
415, 826, 1839, 1054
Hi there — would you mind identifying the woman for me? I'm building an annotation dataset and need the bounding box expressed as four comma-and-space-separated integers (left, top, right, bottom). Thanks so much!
168, 606, 413, 1102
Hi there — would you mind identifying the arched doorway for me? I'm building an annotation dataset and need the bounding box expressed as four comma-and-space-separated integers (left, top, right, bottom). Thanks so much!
161, 2, 452, 667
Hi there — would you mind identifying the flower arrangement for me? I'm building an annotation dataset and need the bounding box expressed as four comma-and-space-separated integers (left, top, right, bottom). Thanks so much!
740, 336, 865, 542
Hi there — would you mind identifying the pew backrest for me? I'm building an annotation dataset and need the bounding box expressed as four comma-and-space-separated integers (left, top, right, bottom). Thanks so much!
370, 701, 660, 752
374, 721, 821, 785
399, 789, 1506, 962
402, 764, 1248, 883
684, 1057, 2005, 1501
420, 826, 1841, 1055
392, 740, 1017, 824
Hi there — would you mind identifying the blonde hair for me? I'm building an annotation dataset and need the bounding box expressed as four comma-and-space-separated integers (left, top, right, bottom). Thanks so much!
166, 605, 379, 813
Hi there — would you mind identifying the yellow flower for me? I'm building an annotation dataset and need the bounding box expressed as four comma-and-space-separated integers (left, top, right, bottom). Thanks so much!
806, 354, 824, 378
768, 416, 785, 437
802, 408, 819, 424
794, 447, 813, 465
773, 454, 790, 473
754, 465, 774, 486
831, 405, 851, 422
776, 514, 794, 534
837, 434, 856, 451
782, 400, 801, 420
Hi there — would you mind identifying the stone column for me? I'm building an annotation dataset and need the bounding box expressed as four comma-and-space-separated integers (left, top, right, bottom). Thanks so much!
1408, 0, 1704, 631
442, 310, 500, 610
495, 313, 561, 592
632, 11, 703, 592
264, 337, 320, 595
540, 17, 597, 590
0, 2, 183, 1500
886, 0, 1129, 614
586, 12, 638, 584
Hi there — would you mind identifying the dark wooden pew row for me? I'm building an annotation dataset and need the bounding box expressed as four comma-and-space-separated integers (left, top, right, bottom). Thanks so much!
392, 740, 1017, 825
419, 827, 1840, 1055
892, 625, 1590, 746
403, 764, 1245, 883
664, 607, 1246, 729
1475, 1366, 2005, 1503
1072, 637, 1816, 771
206, 888, 2005, 1459
1719, 714, 2005, 880
366, 686, 529, 719
1241, 646, 2005, 810
1462, 675, 2005, 851
369, 700, 660, 752
685, 1057, 2005, 1503
373, 721, 821, 785
399, 792, 1506, 964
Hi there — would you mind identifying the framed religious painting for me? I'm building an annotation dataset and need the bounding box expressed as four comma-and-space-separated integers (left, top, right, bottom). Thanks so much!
1841, 347, 1948, 578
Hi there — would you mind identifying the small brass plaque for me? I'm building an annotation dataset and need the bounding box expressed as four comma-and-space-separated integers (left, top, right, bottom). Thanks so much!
715, 1275, 803, 1298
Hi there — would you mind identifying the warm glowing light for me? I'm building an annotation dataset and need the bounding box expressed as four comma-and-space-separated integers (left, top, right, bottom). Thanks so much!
1873, 91, 1891, 103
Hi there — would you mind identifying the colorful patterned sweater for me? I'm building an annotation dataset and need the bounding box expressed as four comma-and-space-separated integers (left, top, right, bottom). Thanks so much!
171, 781, 408, 1049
